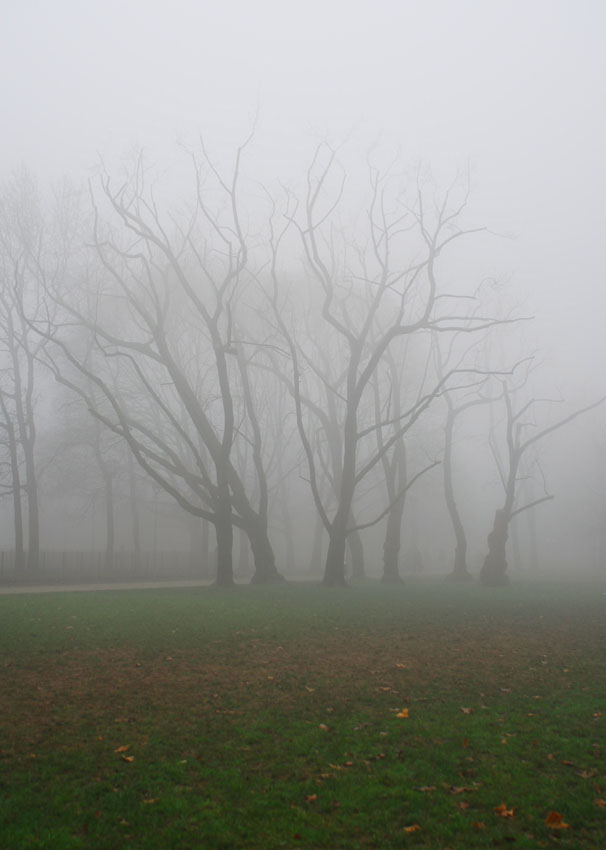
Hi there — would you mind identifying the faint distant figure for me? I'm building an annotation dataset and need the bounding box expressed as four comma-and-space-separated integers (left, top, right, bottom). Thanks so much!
403, 544, 424, 574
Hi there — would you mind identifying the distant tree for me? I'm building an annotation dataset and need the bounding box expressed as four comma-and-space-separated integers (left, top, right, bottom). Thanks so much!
267, 146, 512, 585
0, 171, 57, 573
480, 379, 605, 586
35, 142, 283, 586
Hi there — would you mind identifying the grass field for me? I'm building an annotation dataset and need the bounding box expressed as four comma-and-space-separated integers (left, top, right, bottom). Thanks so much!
0, 577, 605, 849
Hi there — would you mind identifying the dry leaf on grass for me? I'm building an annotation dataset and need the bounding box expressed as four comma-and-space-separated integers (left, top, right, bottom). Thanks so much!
494, 803, 515, 817
114, 745, 129, 753
396, 708, 409, 719
545, 810, 569, 829
403, 824, 421, 833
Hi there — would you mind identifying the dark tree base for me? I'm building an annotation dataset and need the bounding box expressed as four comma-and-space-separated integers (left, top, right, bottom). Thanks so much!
381, 573, 404, 584
250, 570, 285, 584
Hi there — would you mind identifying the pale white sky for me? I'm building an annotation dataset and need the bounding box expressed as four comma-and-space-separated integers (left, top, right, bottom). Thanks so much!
1, 0, 605, 395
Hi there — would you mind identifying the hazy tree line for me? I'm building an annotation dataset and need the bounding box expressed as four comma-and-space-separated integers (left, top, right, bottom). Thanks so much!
0, 141, 603, 587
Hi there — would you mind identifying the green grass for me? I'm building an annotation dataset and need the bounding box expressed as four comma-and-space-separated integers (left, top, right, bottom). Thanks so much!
1, 577, 605, 849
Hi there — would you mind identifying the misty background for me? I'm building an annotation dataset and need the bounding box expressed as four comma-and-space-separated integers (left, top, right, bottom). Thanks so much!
0, 0, 604, 581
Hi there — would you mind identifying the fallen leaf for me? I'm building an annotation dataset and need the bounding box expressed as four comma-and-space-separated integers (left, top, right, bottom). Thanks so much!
121, 755, 135, 763
403, 824, 421, 833
318, 724, 330, 731
460, 707, 473, 715
448, 785, 476, 795
143, 798, 158, 804
472, 821, 486, 830
545, 810, 569, 829
305, 794, 317, 803
395, 663, 408, 669
561, 760, 574, 766
494, 803, 515, 817
595, 799, 606, 808
396, 708, 409, 719
457, 801, 470, 809
114, 745, 130, 753
417, 785, 436, 793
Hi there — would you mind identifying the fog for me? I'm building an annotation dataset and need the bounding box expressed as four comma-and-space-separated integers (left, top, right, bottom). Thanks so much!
0, 0, 604, 583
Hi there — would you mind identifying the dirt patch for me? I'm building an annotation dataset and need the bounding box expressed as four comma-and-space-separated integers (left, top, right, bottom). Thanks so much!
2, 615, 602, 756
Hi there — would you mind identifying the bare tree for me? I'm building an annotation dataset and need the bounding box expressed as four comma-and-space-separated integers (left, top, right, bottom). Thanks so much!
34, 143, 284, 586
267, 146, 510, 585
0, 171, 56, 573
480, 378, 605, 585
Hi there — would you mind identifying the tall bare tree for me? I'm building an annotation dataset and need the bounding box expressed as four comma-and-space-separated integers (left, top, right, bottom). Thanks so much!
268, 147, 510, 585
34, 143, 283, 585
480, 378, 605, 585
0, 171, 55, 573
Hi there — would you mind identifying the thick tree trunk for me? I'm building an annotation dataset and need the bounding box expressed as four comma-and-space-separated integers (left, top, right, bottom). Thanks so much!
445, 539, 472, 581
347, 521, 365, 579
382, 495, 405, 583
214, 494, 234, 587
324, 531, 348, 586
237, 528, 251, 577
308, 508, 325, 576
248, 521, 284, 583
480, 508, 510, 586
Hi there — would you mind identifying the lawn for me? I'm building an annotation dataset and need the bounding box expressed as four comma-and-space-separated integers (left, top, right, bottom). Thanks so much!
0, 577, 605, 849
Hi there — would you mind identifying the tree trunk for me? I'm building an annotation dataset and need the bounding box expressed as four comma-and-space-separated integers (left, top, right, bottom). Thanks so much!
443, 405, 472, 581
23, 440, 39, 573
382, 494, 405, 583
237, 528, 251, 577
480, 508, 510, 586
214, 493, 234, 587
324, 530, 348, 586
308, 508, 325, 576
248, 520, 284, 583
347, 520, 365, 579
102, 469, 115, 574
2, 410, 26, 574
127, 448, 142, 573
